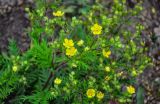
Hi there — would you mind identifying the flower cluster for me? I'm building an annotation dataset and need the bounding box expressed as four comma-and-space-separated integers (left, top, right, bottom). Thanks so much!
2, 0, 150, 104
86, 89, 104, 100
63, 38, 77, 57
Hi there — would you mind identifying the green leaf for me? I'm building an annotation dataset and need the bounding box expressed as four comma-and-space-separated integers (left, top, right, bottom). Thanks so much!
27, 40, 53, 69
136, 86, 144, 104
8, 39, 19, 56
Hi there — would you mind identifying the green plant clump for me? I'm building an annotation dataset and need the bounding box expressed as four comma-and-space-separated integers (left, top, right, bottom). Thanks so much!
0, 0, 151, 104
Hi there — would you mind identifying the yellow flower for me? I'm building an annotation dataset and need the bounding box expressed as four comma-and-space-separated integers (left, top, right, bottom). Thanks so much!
84, 47, 90, 51
71, 63, 77, 68
54, 78, 62, 85
63, 38, 74, 48
105, 66, 110, 72
77, 40, 84, 46
91, 23, 102, 35
105, 76, 110, 81
66, 47, 77, 56
53, 10, 64, 17
127, 85, 135, 94
12, 65, 18, 72
86, 89, 96, 98
117, 71, 123, 77
132, 70, 137, 76
97, 91, 104, 99
103, 49, 111, 58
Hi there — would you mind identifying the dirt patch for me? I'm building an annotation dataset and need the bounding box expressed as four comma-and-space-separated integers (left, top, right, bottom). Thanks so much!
0, 0, 33, 52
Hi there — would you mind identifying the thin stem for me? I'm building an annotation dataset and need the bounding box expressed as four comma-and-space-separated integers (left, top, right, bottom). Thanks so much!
42, 61, 67, 90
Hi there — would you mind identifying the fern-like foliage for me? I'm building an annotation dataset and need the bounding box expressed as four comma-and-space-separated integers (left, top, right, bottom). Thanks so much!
8, 39, 20, 56
26, 40, 53, 69
22, 90, 53, 104
0, 69, 20, 101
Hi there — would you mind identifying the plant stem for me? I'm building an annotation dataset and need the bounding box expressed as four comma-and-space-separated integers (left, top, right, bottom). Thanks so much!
42, 62, 67, 90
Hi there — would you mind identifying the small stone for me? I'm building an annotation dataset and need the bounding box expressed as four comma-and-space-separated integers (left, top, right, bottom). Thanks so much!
155, 77, 160, 83
157, 102, 160, 104
17, 0, 24, 6
154, 27, 160, 37
7, 6, 12, 12
144, 99, 147, 104
26, 0, 34, 3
